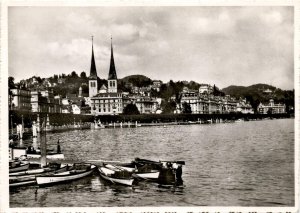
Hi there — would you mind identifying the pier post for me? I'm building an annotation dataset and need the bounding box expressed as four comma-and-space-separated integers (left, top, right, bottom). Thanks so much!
113, 122, 115, 128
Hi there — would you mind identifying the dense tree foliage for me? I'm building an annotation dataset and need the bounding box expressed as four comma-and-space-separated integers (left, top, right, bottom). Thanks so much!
162, 100, 177, 114
182, 102, 192, 114
123, 103, 140, 115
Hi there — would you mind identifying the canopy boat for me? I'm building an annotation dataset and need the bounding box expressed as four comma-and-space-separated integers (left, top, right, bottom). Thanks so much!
9, 161, 30, 173
133, 158, 185, 185
9, 164, 70, 187
98, 164, 134, 186
36, 163, 96, 187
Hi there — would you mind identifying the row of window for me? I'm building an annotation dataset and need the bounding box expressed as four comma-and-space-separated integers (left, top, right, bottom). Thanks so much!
92, 99, 121, 103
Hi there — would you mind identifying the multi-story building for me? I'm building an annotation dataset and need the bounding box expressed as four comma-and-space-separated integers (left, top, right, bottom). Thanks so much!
257, 99, 286, 114
9, 88, 31, 111
31, 90, 62, 113
179, 87, 250, 114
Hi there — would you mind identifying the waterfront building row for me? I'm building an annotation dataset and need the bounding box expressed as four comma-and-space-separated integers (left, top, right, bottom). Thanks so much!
179, 87, 250, 114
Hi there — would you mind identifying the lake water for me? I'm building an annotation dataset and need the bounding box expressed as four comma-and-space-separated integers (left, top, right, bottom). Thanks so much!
9, 118, 295, 207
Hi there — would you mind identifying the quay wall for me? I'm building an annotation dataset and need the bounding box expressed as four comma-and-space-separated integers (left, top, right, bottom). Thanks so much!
9, 110, 291, 128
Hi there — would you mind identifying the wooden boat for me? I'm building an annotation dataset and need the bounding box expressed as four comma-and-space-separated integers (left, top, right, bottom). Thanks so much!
9, 162, 30, 173
98, 164, 134, 186
9, 164, 70, 187
9, 147, 64, 160
111, 161, 161, 180
36, 163, 96, 186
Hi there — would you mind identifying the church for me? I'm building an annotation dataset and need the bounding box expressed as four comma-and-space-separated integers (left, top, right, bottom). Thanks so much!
89, 38, 129, 115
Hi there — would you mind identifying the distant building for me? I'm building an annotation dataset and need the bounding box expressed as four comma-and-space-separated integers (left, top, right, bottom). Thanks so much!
179, 87, 252, 114
9, 88, 31, 111
199, 84, 213, 94
151, 80, 162, 92
257, 99, 286, 114
31, 90, 62, 113
236, 98, 254, 114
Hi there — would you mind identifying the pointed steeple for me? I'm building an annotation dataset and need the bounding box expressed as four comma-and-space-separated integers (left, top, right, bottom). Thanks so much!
108, 36, 117, 80
89, 36, 97, 80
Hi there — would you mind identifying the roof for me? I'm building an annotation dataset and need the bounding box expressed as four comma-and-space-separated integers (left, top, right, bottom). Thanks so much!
108, 40, 117, 80
89, 43, 98, 80
100, 84, 107, 90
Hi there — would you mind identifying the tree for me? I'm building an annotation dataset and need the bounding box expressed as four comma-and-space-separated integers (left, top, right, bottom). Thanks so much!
8, 77, 16, 89
71, 71, 78, 78
123, 103, 140, 115
162, 101, 176, 114
182, 102, 192, 114
80, 71, 87, 79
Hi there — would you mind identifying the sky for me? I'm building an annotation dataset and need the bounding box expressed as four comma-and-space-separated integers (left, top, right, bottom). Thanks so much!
8, 6, 294, 90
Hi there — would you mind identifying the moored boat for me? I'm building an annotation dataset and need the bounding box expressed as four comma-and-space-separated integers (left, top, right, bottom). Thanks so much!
9, 164, 70, 187
98, 164, 134, 186
9, 162, 30, 173
36, 163, 96, 186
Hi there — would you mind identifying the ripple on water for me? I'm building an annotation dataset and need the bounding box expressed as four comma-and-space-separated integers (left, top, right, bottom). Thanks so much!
10, 119, 295, 207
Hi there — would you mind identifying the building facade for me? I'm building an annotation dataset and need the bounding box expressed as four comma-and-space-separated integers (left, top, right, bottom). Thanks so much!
179, 86, 252, 114
257, 99, 286, 114
9, 89, 32, 111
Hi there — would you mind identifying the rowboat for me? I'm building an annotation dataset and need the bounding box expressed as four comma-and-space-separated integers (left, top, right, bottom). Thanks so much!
9, 164, 70, 187
98, 164, 134, 186
36, 163, 96, 186
9, 162, 30, 173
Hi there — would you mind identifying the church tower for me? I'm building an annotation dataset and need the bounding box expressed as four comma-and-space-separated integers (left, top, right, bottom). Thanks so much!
107, 37, 118, 93
89, 36, 98, 98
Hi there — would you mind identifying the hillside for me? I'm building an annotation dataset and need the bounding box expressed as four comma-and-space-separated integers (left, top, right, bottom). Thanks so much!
120, 75, 152, 87
222, 84, 294, 112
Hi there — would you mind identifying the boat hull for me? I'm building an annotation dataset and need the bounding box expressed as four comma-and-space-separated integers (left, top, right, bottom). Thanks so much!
9, 163, 29, 173
36, 165, 96, 186
98, 167, 134, 186
9, 179, 36, 187
134, 171, 160, 179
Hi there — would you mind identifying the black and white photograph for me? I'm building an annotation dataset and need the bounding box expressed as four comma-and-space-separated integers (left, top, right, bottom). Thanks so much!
0, 1, 298, 212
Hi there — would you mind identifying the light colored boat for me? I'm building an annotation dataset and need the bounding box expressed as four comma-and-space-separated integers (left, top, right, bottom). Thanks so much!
36, 164, 96, 186
134, 170, 160, 179
9, 164, 70, 187
98, 165, 134, 186
27, 152, 64, 159
9, 147, 64, 160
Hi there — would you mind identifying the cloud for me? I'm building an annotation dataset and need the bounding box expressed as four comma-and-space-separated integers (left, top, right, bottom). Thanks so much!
8, 6, 294, 90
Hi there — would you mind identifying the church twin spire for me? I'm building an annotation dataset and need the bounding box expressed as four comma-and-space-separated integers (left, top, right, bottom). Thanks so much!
89, 36, 117, 80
